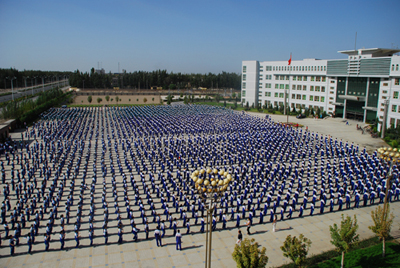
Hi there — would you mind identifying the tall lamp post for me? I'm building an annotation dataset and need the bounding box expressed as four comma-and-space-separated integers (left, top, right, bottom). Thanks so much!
190, 167, 233, 268
23, 76, 29, 90
6, 76, 16, 101
41, 76, 47, 93
376, 147, 400, 239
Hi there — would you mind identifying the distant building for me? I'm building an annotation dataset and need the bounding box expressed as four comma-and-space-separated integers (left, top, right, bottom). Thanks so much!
241, 48, 400, 131
95, 68, 105, 75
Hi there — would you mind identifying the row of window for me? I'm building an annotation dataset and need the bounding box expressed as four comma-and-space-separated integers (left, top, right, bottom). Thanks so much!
260, 65, 327, 72
268, 84, 326, 92
258, 75, 327, 82
262, 91, 326, 102
391, 64, 400, 71
265, 100, 326, 111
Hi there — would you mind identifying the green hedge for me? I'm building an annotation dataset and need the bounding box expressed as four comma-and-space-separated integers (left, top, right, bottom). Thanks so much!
17, 92, 70, 125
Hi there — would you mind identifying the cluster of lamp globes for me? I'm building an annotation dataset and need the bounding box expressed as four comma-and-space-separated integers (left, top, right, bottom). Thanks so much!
377, 147, 400, 161
191, 168, 233, 193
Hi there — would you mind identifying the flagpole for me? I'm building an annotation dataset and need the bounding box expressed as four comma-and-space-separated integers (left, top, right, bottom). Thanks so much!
287, 53, 292, 124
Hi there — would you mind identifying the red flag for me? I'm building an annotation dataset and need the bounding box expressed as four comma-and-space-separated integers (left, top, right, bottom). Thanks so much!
288, 53, 292, 65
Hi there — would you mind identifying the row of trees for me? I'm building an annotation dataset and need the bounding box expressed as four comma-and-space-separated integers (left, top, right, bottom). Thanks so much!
68, 68, 241, 90
0, 68, 70, 90
1, 88, 65, 120
232, 205, 395, 268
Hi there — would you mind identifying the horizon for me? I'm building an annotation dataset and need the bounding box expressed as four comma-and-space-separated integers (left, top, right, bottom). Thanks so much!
1, 0, 399, 74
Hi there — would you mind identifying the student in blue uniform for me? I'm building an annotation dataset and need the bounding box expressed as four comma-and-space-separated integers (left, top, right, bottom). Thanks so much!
175, 230, 182, 250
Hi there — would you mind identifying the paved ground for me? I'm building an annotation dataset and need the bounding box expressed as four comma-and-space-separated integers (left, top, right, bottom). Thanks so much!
0, 111, 398, 268
249, 113, 388, 153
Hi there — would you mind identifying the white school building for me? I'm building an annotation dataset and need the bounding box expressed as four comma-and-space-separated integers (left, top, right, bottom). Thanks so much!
241, 48, 400, 131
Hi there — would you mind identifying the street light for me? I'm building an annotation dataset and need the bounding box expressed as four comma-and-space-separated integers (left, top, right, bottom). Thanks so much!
6, 76, 16, 101
41, 76, 47, 93
376, 147, 400, 238
23, 76, 29, 90
190, 167, 233, 268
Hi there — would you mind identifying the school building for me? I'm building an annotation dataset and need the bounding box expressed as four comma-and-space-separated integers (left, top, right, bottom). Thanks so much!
241, 48, 400, 131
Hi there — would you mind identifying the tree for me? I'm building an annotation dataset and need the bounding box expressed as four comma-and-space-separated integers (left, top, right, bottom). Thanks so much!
232, 238, 268, 268
224, 100, 227, 107
233, 100, 238, 109
232, 92, 236, 99
87, 95, 92, 104
329, 214, 359, 268
97, 97, 102, 104
215, 94, 221, 103
115, 96, 119, 105
167, 94, 173, 105
183, 96, 189, 105
280, 234, 312, 268
369, 205, 395, 257
245, 101, 249, 111
105, 95, 110, 103
143, 98, 147, 104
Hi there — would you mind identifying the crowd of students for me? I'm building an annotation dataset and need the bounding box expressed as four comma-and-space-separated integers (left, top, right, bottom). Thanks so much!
1, 104, 399, 256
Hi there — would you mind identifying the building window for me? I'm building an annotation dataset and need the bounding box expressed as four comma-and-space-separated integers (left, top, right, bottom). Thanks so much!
316, 76, 321, 82
321, 96, 325, 102
286, 76, 289, 80
309, 95, 314, 101
392, 105, 397, 112
321, 86, 325, 92
322, 77, 326, 82
280, 84, 284, 89
275, 92, 278, 97
303, 85, 307, 91
315, 96, 320, 102
311, 76, 315, 81
395, 79, 399, 86
324, 66, 326, 71
383, 83, 389, 86
242, 90, 246, 96
293, 76, 297, 81
310, 86, 314, 91
265, 83, 271, 88
275, 76, 279, 80
298, 76, 302, 81
292, 85, 296, 90
303, 76, 307, 81
285, 84, 289, 90
397, 64, 399, 71
279, 93, 284, 98
392, 64, 395, 71
242, 74, 246, 81
275, 84, 279, 89
315, 86, 320, 92
243, 66, 246, 73
292, 94, 295, 99
302, 95, 306, 100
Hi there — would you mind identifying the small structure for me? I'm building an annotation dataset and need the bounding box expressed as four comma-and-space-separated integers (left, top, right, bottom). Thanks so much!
0, 119, 17, 141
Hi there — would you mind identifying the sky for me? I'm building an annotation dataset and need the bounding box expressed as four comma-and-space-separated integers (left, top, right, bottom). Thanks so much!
1, 0, 399, 74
